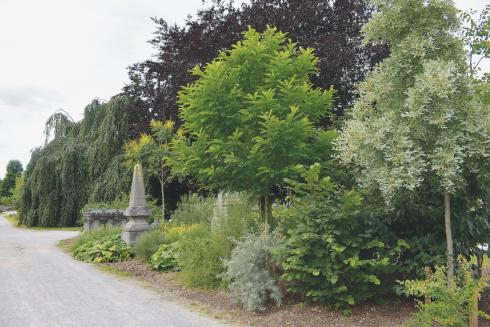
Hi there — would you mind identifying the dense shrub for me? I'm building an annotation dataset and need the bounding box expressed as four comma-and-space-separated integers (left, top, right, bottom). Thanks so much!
211, 193, 260, 241
401, 257, 489, 327
73, 234, 134, 263
71, 226, 122, 253
134, 229, 166, 261
148, 242, 180, 271
171, 194, 214, 225
277, 165, 408, 312
224, 233, 282, 311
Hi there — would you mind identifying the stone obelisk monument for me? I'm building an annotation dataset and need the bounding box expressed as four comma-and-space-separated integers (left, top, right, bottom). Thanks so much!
122, 164, 151, 245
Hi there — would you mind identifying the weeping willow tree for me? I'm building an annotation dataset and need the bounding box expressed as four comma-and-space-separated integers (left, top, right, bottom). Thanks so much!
20, 96, 136, 227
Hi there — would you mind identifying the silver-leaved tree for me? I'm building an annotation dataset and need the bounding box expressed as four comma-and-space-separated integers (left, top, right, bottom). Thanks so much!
337, 0, 490, 284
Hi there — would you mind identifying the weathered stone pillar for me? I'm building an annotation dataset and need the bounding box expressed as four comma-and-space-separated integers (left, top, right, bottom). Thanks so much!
122, 164, 151, 245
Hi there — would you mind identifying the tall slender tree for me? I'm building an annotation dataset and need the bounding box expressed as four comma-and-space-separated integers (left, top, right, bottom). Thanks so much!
337, 0, 490, 284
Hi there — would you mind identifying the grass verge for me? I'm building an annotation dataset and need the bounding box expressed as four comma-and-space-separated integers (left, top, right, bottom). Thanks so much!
3, 212, 81, 231
58, 237, 78, 253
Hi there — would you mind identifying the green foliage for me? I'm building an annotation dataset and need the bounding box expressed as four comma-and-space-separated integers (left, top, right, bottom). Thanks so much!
277, 165, 409, 312
148, 242, 180, 271
71, 226, 122, 253
124, 120, 176, 219
401, 257, 489, 327
211, 193, 260, 240
81, 194, 129, 212
224, 233, 282, 312
337, 0, 490, 282
21, 97, 134, 227
177, 224, 232, 289
10, 175, 24, 208
461, 5, 490, 77
338, 0, 490, 200
74, 234, 134, 263
171, 26, 335, 201
159, 223, 206, 244
171, 193, 214, 225
134, 229, 166, 261
1, 160, 23, 198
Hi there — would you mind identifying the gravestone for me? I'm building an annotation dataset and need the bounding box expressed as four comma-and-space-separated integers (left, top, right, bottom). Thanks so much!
122, 164, 151, 245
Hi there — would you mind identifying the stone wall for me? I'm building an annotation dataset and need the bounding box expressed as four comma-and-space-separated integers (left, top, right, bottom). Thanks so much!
82, 209, 127, 231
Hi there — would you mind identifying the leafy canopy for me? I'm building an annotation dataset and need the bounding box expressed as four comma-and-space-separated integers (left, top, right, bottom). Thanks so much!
21, 97, 135, 227
337, 0, 490, 200
171, 26, 335, 197
124, 0, 388, 125
1, 160, 23, 198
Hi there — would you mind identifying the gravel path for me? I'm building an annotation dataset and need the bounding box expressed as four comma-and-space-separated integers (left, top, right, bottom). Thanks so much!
0, 214, 227, 327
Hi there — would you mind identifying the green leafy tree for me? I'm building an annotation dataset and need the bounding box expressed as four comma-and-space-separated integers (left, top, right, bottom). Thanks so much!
1, 160, 23, 198
21, 96, 135, 227
10, 175, 24, 208
461, 5, 489, 78
337, 0, 490, 284
171, 26, 335, 226
124, 120, 176, 220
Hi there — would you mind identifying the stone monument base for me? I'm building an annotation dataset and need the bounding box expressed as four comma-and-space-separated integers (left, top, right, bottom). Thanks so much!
122, 217, 150, 245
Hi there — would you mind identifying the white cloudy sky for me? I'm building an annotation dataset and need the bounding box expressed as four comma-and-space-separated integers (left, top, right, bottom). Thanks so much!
0, 0, 488, 177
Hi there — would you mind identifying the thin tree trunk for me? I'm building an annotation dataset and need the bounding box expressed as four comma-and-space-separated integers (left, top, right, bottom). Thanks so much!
444, 191, 454, 286
160, 177, 165, 222
264, 195, 272, 233
259, 195, 272, 233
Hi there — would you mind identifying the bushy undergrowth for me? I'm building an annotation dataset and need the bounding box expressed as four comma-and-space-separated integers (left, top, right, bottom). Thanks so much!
224, 233, 282, 311
171, 193, 214, 225
73, 234, 134, 263
148, 242, 180, 271
71, 226, 122, 253
277, 165, 408, 313
401, 257, 489, 327
134, 229, 166, 261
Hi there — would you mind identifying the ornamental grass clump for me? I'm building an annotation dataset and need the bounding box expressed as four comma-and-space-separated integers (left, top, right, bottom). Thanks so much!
134, 229, 166, 261
171, 193, 214, 225
224, 233, 282, 312
176, 224, 233, 289
211, 193, 260, 241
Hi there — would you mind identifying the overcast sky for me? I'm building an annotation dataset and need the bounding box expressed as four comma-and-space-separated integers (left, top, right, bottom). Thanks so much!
0, 0, 488, 177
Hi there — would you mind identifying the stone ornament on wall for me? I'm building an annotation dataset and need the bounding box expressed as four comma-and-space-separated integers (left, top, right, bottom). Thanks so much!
82, 209, 127, 231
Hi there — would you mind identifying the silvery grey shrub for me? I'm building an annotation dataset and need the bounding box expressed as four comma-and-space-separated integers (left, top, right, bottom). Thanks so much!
224, 232, 282, 311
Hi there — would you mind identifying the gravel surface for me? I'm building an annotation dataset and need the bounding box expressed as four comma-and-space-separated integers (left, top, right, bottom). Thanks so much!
0, 214, 227, 327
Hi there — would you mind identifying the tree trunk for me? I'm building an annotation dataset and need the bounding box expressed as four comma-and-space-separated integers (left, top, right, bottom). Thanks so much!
160, 178, 165, 222
259, 195, 273, 233
444, 191, 454, 286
